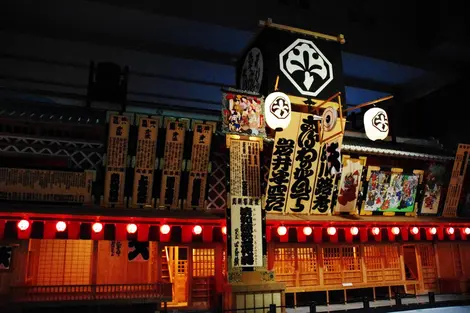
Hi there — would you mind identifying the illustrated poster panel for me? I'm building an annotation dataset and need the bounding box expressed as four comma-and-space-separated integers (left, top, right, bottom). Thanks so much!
443, 144, 470, 217
420, 164, 445, 214
230, 196, 263, 268
334, 158, 365, 214
230, 140, 261, 198
264, 112, 301, 213
0, 245, 13, 270
310, 135, 343, 214
222, 92, 266, 137
132, 118, 158, 207
364, 171, 418, 213
160, 121, 186, 209
0, 168, 93, 204
128, 241, 149, 262
186, 123, 213, 209
285, 113, 321, 214
104, 115, 130, 207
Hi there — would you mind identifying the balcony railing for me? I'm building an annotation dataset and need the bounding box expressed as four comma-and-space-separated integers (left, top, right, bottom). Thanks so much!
6, 283, 172, 306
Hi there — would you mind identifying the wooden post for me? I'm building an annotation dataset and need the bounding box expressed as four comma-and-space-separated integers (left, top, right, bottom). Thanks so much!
360, 245, 368, 284
318, 244, 324, 287
91, 240, 98, 285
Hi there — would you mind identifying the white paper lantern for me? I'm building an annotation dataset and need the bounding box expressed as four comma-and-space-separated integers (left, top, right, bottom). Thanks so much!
264, 92, 291, 130
364, 107, 389, 141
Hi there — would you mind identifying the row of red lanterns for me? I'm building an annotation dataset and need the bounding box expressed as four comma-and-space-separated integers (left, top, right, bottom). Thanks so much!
16, 220, 227, 236
276, 226, 470, 236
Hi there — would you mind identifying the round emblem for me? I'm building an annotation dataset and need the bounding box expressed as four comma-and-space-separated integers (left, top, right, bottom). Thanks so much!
322, 107, 337, 132
264, 92, 291, 130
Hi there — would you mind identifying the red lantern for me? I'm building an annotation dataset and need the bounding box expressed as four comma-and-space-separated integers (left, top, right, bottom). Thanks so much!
350, 227, 359, 236
303, 226, 312, 236
222, 226, 227, 235
465, 227, 470, 235
193, 225, 203, 235
446, 227, 455, 235
56, 221, 67, 232
127, 223, 137, 234
428, 227, 437, 235
410, 227, 419, 235
371, 227, 380, 236
17, 220, 30, 231
327, 227, 337, 236
277, 226, 287, 236
160, 224, 171, 235
92, 222, 103, 233
391, 227, 400, 235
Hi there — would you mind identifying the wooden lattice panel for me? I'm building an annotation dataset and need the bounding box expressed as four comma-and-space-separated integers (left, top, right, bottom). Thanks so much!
443, 144, 470, 217
322, 247, 342, 285
363, 245, 401, 283
383, 245, 401, 281
131, 117, 158, 208
342, 246, 362, 283
192, 248, 215, 277
207, 152, 227, 210
186, 123, 213, 210
229, 139, 261, 198
418, 245, 437, 291
160, 120, 187, 209
273, 248, 296, 287
322, 246, 362, 285
104, 115, 130, 207
297, 247, 319, 286
0, 168, 94, 204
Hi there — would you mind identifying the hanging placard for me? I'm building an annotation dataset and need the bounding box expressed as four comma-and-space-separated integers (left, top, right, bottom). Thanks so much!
160, 120, 186, 209
131, 118, 158, 208
265, 112, 301, 213
420, 163, 445, 215
222, 91, 266, 137
229, 139, 261, 198
128, 241, 149, 262
104, 115, 130, 207
0, 168, 93, 204
186, 123, 213, 210
230, 196, 263, 268
334, 156, 367, 214
442, 144, 470, 217
285, 113, 321, 214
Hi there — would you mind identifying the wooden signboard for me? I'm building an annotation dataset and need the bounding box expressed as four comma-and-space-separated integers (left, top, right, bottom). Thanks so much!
131, 118, 158, 208
334, 156, 367, 214
0, 168, 94, 204
230, 196, 263, 268
186, 123, 214, 210
442, 144, 470, 217
160, 120, 187, 209
103, 115, 130, 207
229, 139, 261, 198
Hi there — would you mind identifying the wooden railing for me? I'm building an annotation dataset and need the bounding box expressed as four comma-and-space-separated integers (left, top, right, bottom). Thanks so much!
6, 283, 172, 305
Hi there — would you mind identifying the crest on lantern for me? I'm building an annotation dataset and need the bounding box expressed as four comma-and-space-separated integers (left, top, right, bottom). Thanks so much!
364, 107, 389, 141
264, 91, 291, 130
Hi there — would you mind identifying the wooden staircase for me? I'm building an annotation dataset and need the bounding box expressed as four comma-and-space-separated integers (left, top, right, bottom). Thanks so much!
161, 248, 170, 283
191, 277, 214, 308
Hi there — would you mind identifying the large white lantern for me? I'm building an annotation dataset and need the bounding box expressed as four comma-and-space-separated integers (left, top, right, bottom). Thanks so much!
264, 92, 291, 130
364, 107, 389, 141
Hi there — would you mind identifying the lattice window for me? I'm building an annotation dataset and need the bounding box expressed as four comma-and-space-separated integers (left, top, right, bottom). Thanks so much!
383, 245, 400, 269
419, 245, 437, 290
323, 247, 341, 272
273, 248, 296, 287
297, 247, 317, 274
364, 245, 401, 282
207, 151, 227, 210
36, 240, 92, 286
192, 249, 215, 277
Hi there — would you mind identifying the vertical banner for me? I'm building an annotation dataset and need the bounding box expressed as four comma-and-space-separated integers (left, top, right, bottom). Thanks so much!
160, 120, 187, 209
230, 139, 261, 198
334, 156, 367, 214
104, 115, 130, 207
186, 123, 214, 210
285, 113, 321, 214
132, 118, 158, 208
230, 196, 263, 268
443, 144, 470, 217
265, 112, 301, 213
420, 164, 445, 215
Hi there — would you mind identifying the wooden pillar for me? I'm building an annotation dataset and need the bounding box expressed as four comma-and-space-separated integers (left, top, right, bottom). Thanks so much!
360, 245, 368, 284
91, 240, 99, 285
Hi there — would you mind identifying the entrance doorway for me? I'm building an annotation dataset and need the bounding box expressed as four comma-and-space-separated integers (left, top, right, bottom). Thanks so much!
162, 246, 188, 306
403, 246, 418, 281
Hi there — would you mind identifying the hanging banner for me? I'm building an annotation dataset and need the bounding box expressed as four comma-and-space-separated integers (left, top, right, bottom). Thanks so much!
442, 144, 470, 217
230, 196, 263, 268
420, 163, 446, 215
222, 91, 266, 137
229, 139, 261, 198
132, 118, 158, 208
128, 241, 150, 262
104, 115, 130, 207
186, 123, 214, 210
0, 168, 93, 204
285, 113, 321, 214
265, 112, 301, 213
160, 120, 187, 209
334, 156, 367, 214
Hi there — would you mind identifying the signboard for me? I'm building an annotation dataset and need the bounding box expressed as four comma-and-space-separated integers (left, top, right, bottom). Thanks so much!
229, 139, 261, 198
230, 196, 263, 268
420, 163, 445, 215
334, 156, 367, 214
131, 117, 158, 208
442, 144, 470, 217
103, 115, 130, 207
222, 92, 266, 137
160, 120, 187, 209
0, 168, 93, 204
186, 123, 214, 210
